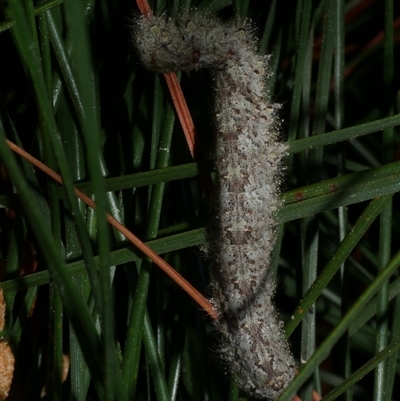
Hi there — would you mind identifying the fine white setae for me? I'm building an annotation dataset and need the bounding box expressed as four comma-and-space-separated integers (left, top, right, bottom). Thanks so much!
134, 11, 296, 400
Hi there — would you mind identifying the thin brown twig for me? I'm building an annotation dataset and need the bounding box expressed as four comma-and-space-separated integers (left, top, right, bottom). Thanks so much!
5, 139, 218, 321
136, 0, 152, 17
343, 14, 400, 78
163, 73, 214, 194
164, 73, 197, 159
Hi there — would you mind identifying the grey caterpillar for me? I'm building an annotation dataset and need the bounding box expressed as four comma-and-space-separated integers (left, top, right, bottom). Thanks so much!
134, 11, 296, 400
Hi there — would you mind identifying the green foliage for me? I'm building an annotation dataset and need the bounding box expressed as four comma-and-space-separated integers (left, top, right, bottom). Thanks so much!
0, 0, 399, 400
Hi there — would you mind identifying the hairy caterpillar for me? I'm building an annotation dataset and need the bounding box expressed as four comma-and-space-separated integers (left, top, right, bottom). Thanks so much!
134, 11, 296, 400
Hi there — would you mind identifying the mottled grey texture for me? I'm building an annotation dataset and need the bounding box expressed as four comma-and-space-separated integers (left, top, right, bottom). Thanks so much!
134, 12, 296, 400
